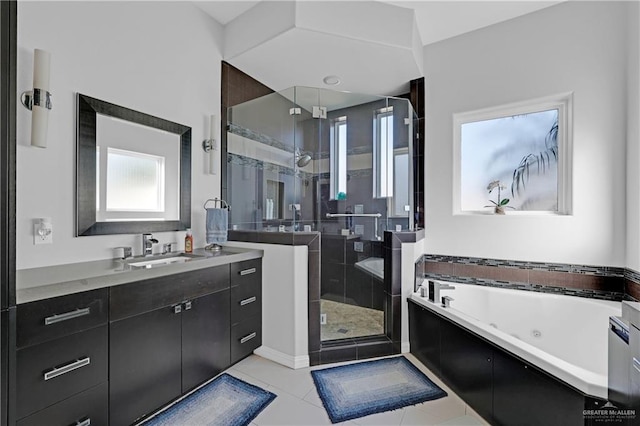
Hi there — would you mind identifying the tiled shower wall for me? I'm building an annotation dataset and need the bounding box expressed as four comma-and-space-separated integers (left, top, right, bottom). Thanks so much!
415, 254, 640, 302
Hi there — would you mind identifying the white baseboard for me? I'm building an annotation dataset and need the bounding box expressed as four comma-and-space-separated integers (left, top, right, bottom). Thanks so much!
254, 346, 310, 369
401, 341, 410, 353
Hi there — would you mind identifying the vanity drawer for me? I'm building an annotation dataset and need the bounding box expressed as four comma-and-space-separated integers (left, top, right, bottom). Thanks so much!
230, 259, 261, 288
230, 281, 261, 325
16, 325, 108, 419
110, 273, 183, 321
17, 288, 108, 348
182, 265, 230, 300
17, 381, 108, 426
231, 315, 262, 364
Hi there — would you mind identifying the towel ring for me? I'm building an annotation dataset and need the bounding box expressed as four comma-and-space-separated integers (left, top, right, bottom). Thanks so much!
203, 198, 229, 210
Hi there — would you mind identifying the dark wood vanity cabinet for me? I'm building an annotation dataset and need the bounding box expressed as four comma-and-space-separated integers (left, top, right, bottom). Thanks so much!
14, 257, 262, 426
230, 259, 262, 364
181, 288, 231, 392
15, 289, 109, 425
109, 304, 182, 426
109, 265, 231, 425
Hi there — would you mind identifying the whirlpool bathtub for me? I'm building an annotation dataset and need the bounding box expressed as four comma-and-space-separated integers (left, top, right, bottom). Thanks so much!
409, 282, 622, 399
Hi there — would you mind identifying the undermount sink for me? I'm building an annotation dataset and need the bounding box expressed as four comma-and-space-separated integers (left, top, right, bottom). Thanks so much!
126, 253, 203, 269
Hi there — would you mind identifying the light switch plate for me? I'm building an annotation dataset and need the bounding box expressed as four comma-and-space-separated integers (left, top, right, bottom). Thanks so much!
354, 242, 364, 252
355, 224, 364, 235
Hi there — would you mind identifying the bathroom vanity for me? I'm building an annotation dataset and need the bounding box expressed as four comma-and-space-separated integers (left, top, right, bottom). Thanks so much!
14, 248, 263, 426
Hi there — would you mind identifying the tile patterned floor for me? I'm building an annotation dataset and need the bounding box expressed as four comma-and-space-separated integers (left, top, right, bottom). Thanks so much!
320, 299, 384, 341
225, 353, 490, 426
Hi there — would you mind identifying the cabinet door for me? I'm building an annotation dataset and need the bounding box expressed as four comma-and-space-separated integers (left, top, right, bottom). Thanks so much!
408, 302, 441, 374
493, 350, 585, 426
110, 306, 182, 426
440, 319, 493, 423
181, 290, 230, 393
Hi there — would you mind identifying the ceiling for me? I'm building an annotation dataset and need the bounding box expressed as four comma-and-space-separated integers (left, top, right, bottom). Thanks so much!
193, 1, 562, 96
195, 1, 561, 46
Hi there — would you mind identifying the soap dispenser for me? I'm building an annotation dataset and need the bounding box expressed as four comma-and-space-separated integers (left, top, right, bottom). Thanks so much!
185, 228, 193, 253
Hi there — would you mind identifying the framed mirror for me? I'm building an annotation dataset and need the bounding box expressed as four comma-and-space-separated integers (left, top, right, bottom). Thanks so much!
76, 93, 191, 236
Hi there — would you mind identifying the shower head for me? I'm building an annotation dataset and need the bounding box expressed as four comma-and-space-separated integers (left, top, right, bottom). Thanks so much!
296, 153, 312, 167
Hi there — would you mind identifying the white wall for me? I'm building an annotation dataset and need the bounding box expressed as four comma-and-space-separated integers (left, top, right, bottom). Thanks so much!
423, 1, 629, 266
16, 2, 223, 271
225, 241, 310, 369
626, 1, 640, 272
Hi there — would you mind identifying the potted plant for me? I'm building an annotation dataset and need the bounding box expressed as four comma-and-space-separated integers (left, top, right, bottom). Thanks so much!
485, 180, 515, 215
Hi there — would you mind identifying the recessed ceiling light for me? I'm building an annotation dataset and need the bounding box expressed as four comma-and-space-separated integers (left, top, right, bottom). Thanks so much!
323, 75, 341, 86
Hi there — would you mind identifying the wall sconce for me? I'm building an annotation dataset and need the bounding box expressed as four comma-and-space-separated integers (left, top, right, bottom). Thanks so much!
202, 114, 217, 175
21, 49, 52, 148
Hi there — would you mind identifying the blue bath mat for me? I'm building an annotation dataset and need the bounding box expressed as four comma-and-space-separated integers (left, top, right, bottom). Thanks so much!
143, 373, 276, 426
311, 356, 447, 423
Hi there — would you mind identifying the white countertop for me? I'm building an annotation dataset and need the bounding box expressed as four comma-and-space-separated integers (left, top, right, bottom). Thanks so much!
16, 247, 263, 304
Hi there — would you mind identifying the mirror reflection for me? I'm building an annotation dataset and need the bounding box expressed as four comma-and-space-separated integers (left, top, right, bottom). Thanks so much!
95, 114, 180, 222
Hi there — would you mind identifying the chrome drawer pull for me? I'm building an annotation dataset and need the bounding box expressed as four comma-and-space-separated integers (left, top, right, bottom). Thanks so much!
634, 357, 640, 374
240, 268, 256, 276
44, 357, 91, 381
45, 308, 91, 325
240, 332, 257, 344
240, 296, 257, 306
74, 417, 91, 426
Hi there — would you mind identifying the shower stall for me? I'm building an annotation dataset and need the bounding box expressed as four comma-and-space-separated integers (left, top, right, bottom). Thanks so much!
226, 86, 415, 347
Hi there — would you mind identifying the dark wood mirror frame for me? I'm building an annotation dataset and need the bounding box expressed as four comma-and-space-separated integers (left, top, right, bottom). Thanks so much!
76, 93, 191, 236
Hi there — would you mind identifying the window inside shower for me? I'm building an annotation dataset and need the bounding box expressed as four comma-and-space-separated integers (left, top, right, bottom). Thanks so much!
226, 87, 415, 343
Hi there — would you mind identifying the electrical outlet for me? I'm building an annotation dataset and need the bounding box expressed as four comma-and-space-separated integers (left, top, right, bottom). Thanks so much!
354, 242, 364, 252
354, 224, 364, 235
33, 218, 53, 245
320, 313, 327, 325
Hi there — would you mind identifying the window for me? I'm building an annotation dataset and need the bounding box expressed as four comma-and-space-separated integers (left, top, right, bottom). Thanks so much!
330, 116, 347, 200
389, 148, 410, 217
453, 93, 573, 214
106, 148, 165, 211
373, 107, 394, 198
97, 148, 168, 221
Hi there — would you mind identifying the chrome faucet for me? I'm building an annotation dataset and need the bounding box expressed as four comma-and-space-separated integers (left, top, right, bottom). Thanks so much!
161, 242, 176, 255
142, 233, 159, 256
428, 280, 455, 303
441, 295, 454, 308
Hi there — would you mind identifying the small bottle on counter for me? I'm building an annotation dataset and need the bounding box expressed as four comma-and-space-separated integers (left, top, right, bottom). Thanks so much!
185, 228, 193, 253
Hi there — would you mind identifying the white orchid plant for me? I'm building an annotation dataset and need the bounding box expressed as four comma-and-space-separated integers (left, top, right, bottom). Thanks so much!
485, 180, 515, 213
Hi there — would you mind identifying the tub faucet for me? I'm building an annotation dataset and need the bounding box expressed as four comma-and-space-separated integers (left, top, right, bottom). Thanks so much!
441, 295, 454, 308
142, 233, 159, 256
428, 280, 455, 303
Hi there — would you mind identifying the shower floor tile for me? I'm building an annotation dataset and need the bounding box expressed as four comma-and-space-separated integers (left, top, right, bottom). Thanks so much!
321, 299, 384, 341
